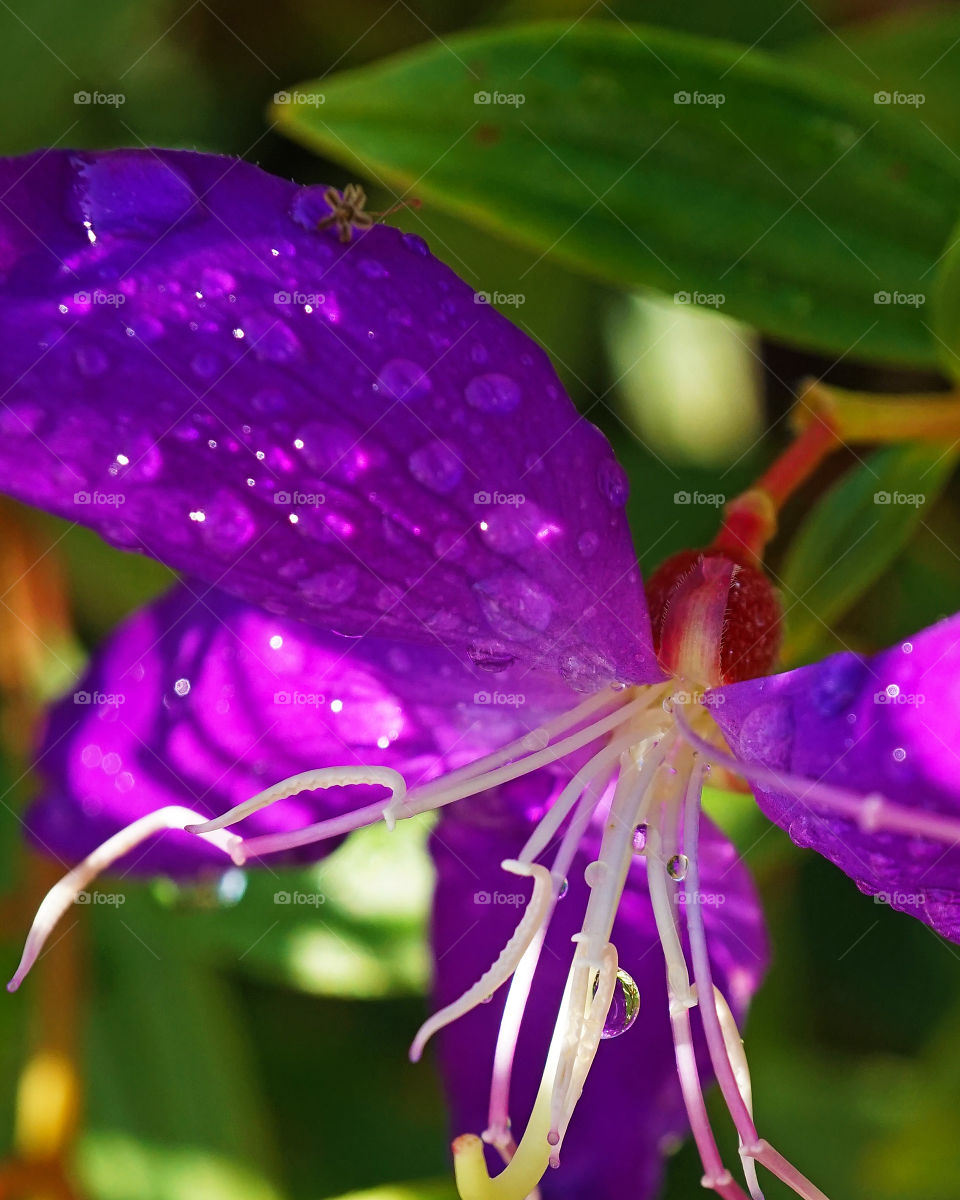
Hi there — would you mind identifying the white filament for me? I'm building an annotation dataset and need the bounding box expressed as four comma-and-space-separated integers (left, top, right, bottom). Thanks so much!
409, 860, 552, 1062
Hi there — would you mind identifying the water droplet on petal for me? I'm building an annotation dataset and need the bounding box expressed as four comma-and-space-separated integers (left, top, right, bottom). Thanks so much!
597, 459, 629, 507
577, 530, 600, 558
584, 861, 604, 888
893, 747, 907, 763
667, 853, 689, 881
558, 645, 616, 692
200, 493, 257, 553
403, 232, 429, 256
474, 570, 554, 641
468, 640, 516, 672
299, 564, 360, 606
408, 439, 463, 494
632, 824, 648, 854
737, 701, 795, 770
596, 968, 640, 1039
465, 372, 521, 414
557, 878, 569, 899
379, 358, 431, 401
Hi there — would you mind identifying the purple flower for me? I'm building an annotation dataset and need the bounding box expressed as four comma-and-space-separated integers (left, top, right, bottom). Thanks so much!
1, 147, 958, 1200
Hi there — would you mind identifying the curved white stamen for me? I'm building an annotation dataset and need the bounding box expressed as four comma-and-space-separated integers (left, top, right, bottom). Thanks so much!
8, 806, 239, 992
383, 693, 652, 830
410, 860, 553, 1062
485, 750, 616, 1153
186, 766, 405, 835
549, 737, 667, 1150
554, 941, 618, 1154
646, 764, 748, 1200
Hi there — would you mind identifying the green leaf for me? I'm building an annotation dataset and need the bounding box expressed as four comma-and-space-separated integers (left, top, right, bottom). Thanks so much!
115, 819, 432, 999
81, 914, 283, 1200
780, 443, 959, 664
277, 21, 960, 366
789, 5, 960, 147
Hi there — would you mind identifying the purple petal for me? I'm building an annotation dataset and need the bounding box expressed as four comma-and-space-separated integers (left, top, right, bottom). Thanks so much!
0, 148, 657, 688
30, 584, 575, 876
711, 614, 960, 940
429, 787, 767, 1199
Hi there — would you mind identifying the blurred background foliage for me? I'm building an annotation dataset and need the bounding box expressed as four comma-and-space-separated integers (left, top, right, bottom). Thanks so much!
0, 1, 959, 1198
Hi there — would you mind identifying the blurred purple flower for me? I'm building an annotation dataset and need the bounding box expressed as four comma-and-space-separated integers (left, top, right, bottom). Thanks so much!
1, 148, 959, 1200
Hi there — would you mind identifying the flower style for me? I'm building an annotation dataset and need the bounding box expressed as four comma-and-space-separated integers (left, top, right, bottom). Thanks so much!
2, 148, 960, 1200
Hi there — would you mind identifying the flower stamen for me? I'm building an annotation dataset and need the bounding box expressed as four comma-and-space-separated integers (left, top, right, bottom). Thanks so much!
410, 859, 553, 1062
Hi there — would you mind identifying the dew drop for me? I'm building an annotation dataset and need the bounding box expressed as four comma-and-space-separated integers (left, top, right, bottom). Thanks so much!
403, 232, 430, 256
379, 358, 432, 401
893, 747, 907, 763
667, 853, 689, 881
577, 530, 600, 558
597, 459, 629, 507
465, 372, 521, 414
595, 968, 640, 1039
408, 439, 463, 494
557, 878, 569, 900
298, 564, 360, 606
474, 570, 554, 641
468, 640, 516, 673
173, 677, 191, 697
558, 645, 616, 692
632, 824, 648, 854
737, 701, 795, 770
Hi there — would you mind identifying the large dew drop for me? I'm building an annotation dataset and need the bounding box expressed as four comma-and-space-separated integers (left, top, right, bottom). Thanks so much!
595, 968, 641, 1039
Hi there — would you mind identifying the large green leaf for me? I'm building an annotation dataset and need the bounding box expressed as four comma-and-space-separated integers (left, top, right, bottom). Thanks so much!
277, 21, 960, 366
779, 443, 959, 663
